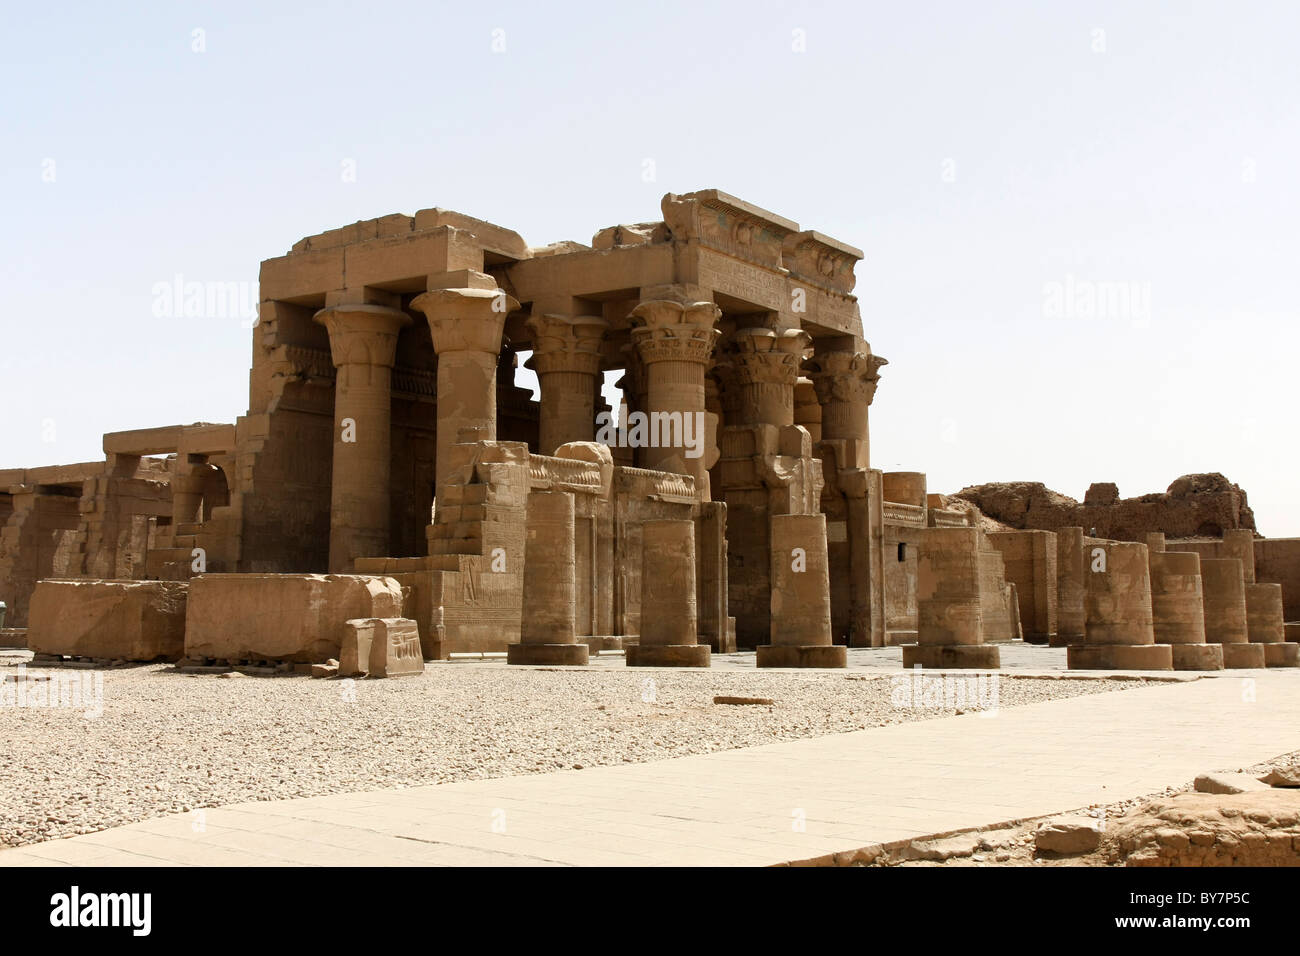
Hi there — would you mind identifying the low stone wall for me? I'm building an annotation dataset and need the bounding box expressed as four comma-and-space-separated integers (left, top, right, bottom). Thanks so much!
185, 573, 403, 663
1108, 790, 1300, 866
27, 579, 188, 661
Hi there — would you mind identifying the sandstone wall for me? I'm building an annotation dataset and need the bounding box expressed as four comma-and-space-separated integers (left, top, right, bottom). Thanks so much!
1254, 537, 1300, 622
952, 474, 1254, 541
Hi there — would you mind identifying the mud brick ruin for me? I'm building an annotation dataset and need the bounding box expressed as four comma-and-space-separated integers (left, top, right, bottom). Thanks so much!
3, 188, 1299, 672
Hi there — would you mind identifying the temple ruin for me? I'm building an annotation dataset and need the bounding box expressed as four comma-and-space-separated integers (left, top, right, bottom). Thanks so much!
2, 188, 1298, 672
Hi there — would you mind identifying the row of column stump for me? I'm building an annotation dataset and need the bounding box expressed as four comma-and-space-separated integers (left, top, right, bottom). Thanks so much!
507, 492, 845, 668
892, 525, 1296, 672
507, 496, 1295, 672
1058, 530, 1297, 671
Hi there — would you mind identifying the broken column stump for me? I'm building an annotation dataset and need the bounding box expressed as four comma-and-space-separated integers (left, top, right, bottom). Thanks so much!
1200, 557, 1265, 668
1150, 551, 1222, 670
1068, 541, 1172, 670
626, 519, 710, 667
1245, 582, 1300, 667
757, 513, 846, 668
903, 526, 1000, 669
508, 489, 589, 665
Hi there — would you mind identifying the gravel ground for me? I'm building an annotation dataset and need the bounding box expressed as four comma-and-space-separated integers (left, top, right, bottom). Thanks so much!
0, 650, 1154, 849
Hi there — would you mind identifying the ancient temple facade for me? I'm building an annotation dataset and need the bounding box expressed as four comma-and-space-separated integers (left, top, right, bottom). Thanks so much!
2, 189, 1017, 661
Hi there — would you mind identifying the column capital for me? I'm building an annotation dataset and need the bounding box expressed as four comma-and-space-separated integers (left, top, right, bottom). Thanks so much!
807, 350, 887, 406
723, 327, 811, 386
412, 287, 519, 355
629, 299, 721, 365
525, 313, 609, 376
313, 304, 412, 368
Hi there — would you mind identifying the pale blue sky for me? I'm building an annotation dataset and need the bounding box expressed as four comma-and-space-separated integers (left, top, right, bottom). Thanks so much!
3, 1, 1297, 531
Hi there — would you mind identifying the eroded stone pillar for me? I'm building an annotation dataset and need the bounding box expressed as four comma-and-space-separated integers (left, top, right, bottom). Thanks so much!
793, 378, 821, 443
902, 527, 1000, 668
314, 304, 412, 571
626, 519, 709, 667
1144, 532, 1166, 554
1222, 530, 1256, 584
629, 299, 720, 499
1201, 557, 1264, 668
1150, 551, 1220, 670
412, 285, 519, 500
1245, 582, 1300, 667
758, 513, 846, 667
1068, 541, 1172, 670
508, 490, 588, 665
526, 314, 608, 454
1054, 527, 1086, 647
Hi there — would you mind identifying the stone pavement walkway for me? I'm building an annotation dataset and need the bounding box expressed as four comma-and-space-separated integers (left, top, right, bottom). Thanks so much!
2, 670, 1295, 866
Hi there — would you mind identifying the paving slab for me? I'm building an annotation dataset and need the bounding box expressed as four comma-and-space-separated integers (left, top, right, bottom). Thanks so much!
1, 670, 1295, 866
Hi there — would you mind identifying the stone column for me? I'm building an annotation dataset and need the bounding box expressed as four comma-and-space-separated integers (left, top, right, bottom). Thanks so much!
170, 471, 206, 526
758, 513, 846, 667
411, 286, 519, 500
808, 349, 886, 467
313, 304, 412, 572
1150, 551, 1221, 670
723, 328, 810, 427
903, 527, 1000, 668
809, 349, 887, 652
1202, 557, 1264, 668
1222, 530, 1256, 584
793, 378, 821, 443
508, 490, 588, 665
1245, 582, 1300, 667
1053, 528, 1086, 646
1068, 541, 1173, 670
526, 314, 608, 454
626, 519, 710, 667
629, 299, 720, 499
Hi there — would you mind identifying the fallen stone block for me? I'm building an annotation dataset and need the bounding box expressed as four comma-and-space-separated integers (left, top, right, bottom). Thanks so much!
27, 579, 188, 662
899, 832, 983, 861
1035, 815, 1104, 854
311, 660, 339, 679
185, 573, 402, 664
1194, 772, 1270, 795
1259, 765, 1300, 788
340, 618, 424, 678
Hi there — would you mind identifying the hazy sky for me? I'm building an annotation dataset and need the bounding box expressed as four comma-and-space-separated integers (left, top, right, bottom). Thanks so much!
3, 2, 1296, 531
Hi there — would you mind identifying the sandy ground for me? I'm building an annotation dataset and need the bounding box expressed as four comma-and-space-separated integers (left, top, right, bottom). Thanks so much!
0, 649, 1153, 848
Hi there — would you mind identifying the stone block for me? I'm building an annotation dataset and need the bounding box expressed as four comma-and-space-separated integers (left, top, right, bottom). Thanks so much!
506, 643, 589, 665
1220, 642, 1267, 669
185, 573, 402, 663
1263, 642, 1299, 667
1066, 643, 1173, 670
1170, 643, 1223, 671
28, 579, 187, 661
625, 644, 711, 667
901, 643, 1000, 669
